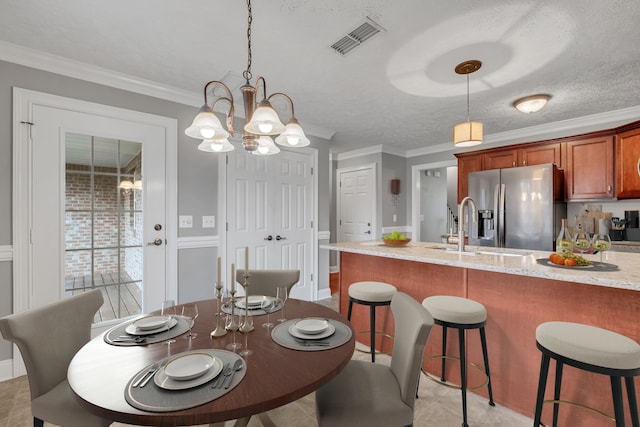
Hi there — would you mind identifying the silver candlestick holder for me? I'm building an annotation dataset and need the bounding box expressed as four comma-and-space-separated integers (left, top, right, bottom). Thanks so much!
210, 281, 227, 337
239, 272, 254, 332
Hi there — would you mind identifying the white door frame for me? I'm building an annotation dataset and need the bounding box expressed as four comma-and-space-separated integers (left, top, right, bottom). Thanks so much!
411, 160, 457, 241
218, 147, 320, 300
336, 163, 378, 241
12, 88, 178, 374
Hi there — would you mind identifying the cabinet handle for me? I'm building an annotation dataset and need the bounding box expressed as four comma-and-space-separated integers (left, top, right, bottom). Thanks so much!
637, 158, 640, 177
607, 185, 612, 193
512, 161, 515, 167
523, 160, 527, 166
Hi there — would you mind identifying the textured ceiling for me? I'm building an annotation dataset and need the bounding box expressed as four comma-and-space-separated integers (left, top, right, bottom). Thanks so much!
1, 0, 640, 155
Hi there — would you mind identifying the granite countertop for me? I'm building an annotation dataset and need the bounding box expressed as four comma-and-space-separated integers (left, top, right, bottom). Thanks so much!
322, 240, 640, 292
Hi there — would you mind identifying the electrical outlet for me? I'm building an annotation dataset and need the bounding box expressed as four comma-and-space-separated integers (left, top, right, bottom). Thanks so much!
179, 215, 193, 228
393, 214, 397, 222
202, 216, 215, 228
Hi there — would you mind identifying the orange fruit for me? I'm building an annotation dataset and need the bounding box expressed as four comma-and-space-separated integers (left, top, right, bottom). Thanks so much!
550, 254, 563, 265
564, 257, 577, 267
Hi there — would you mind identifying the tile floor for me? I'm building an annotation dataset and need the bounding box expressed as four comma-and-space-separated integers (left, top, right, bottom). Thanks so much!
0, 293, 534, 426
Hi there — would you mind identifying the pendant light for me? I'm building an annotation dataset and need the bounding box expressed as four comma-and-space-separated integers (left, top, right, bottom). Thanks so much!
453, 60, 483, 148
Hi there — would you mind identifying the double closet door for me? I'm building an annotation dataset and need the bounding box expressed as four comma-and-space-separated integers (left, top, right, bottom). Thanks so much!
225, 149, 314, 300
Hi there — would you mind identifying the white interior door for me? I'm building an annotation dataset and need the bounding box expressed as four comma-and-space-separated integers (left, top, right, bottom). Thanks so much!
338, 164, 377, 242
28, 106, 167, 326
226, 149, 314, 300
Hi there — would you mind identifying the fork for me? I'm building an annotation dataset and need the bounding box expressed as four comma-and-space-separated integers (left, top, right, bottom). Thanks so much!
213, 362, 231, 388
294, 337, 330, 346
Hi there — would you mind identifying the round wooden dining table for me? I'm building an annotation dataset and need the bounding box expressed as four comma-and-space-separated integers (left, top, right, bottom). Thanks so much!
68, 298, 355, 426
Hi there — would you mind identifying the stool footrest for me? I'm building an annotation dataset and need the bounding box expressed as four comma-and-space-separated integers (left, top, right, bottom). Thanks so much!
542, 399, 615, 423
422, 354, 490, 391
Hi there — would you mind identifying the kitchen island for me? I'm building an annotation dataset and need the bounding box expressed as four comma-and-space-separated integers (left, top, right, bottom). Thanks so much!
324, 241, 640, 426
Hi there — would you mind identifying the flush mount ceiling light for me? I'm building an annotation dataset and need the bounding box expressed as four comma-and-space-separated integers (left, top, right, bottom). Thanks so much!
453, 60, 483, 148
513, 94, 551, 113
185, 0, 309, 154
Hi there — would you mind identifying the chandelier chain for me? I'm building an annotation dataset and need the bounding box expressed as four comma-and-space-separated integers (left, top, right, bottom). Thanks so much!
466, 74, 470, 122
243, 0, 253, 81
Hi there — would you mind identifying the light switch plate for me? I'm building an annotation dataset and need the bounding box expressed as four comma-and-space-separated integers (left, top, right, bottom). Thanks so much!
202, 216, 215, 228
179, 215, 193, 228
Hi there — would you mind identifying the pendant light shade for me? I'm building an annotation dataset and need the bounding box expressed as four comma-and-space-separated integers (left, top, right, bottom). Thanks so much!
453, 121, 483, 147
244, 99, 287, 135
275, 117, 310, 147
197, 138, 235, 153
453, 60, 483, 147
254, 136, 280, 155
185, 105, 230, 140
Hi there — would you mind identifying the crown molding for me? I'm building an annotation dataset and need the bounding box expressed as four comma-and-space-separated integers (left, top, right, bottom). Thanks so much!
0, 41, 335, 140
406, 105, 640, 158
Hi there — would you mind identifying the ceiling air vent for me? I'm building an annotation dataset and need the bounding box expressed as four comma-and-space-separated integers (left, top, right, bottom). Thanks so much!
330, 17, 385, 56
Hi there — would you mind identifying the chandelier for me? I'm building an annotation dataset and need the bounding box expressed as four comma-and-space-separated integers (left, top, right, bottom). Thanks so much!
453, 60, 483, 148
185, 0, 309, 155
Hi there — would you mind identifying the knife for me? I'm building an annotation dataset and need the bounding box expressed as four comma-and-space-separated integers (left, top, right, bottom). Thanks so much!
224, 359, 244, 389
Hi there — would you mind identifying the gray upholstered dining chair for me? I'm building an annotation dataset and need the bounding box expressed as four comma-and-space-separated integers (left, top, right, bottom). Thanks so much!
235, 269, 300, 296
0, 289, 112, 427
315, 291, 434, 427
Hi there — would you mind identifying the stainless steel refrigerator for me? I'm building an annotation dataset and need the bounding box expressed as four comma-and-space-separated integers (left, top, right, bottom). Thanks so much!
467, 163, 566, 251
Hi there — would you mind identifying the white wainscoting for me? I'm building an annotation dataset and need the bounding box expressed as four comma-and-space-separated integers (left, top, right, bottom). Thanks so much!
0, 245, 13, 262
0, 359, 13, 381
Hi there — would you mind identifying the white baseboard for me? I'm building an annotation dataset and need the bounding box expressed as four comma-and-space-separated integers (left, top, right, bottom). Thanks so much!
0, 359, 13, 381
317, 288, 332, 301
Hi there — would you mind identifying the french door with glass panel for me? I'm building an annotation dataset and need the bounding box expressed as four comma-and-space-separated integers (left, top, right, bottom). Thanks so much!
29, 105, 167, 327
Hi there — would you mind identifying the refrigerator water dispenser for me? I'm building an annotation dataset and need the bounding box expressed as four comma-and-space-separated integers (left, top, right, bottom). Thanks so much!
477, 209, 495, 240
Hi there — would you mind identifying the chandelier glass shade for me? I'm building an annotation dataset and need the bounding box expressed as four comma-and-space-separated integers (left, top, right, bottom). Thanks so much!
453, 60, 483, 148
185, 0, 307, 154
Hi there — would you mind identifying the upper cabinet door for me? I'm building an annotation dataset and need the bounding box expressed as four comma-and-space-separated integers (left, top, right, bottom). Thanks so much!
519, 143, 562, 168
616, 128, 640, 199
483, 148, 518, 170
565, 136, 614, 200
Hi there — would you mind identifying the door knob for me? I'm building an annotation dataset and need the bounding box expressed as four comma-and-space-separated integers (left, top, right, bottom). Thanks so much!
264, 235, 273, 241
154, 224, 162, 231
147, 238, 163, 246
364, 230, 371, 234
276, 235, 287, 241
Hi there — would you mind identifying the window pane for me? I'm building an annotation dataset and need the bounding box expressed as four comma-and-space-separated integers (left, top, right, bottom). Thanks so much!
94, 174, 118, 211
65, 211, 91, 250
120, 212, 143, 246
65, 250, 92, 292
93, 212, 119, 248
65, 171, 92, 210
93, 248, 118, 278
121, 246, 143, 282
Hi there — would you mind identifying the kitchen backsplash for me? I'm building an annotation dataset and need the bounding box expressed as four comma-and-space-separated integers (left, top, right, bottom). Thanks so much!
568, 200, 640, 241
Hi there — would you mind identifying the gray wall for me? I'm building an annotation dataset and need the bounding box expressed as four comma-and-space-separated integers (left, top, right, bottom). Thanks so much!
0, 59, 331, 362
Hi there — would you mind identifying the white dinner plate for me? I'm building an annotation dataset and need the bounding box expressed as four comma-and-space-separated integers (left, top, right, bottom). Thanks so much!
164, 353, 217, 381
154, 355, 223, 390
132, 315, 170, 331
236, 295, 271, 309
289, 321, 336, 340
125, 316, 178, 336
294, 317, 330, 335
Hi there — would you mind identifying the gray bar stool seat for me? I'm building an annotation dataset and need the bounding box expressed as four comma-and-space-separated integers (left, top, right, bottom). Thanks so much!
347, 281, 397, 363
533, 321, 640, 427
422, 295, 495, 427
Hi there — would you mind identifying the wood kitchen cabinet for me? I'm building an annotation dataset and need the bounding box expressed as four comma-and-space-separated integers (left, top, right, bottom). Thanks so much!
565, 135, 614, 200
455, 152, 483, 203
616, 127, 640, 198
483, 142, 561, 170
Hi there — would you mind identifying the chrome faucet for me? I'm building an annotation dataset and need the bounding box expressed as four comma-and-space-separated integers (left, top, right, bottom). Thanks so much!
458, 196, 477, 253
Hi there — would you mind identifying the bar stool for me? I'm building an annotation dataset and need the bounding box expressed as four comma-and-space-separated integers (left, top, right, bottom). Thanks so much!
533, 321, 640, 427
422, 295, 495, 427
347, 281, 397, 363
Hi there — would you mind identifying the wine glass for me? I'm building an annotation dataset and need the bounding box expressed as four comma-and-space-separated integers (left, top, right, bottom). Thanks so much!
181, 303, 199, 339
261, 296, 276, 329
591, 233, 612, 263
276, 285, 288, 323
572, 228, 591, 255
225, 312, 242, 351
161, 300, 176, 345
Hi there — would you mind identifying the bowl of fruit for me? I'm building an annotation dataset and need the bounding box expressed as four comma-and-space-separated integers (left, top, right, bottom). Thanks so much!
383, 231, 411, 247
